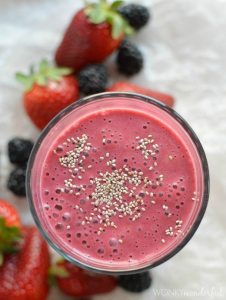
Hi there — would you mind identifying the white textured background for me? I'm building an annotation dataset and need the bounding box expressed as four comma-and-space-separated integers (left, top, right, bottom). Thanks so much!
0, 0, 226, 299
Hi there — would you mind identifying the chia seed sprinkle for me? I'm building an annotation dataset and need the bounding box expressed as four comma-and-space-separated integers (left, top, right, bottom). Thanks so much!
57, 134, 90, 169
165, 227, 174, 236
175, 219, 183, 229
53, 131, 180, 240
136, 136, 159, 164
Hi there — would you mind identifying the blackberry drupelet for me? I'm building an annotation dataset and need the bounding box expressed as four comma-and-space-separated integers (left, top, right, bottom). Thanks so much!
8, 138, 34, 165
119, 271, 152, 293
118, 4, 150, 30
116, 39, 143, 76
78, 64, 108, 95
7, 166, 27, 197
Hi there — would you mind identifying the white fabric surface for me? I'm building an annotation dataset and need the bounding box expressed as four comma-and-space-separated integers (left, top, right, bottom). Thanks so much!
0, 0, 226, 299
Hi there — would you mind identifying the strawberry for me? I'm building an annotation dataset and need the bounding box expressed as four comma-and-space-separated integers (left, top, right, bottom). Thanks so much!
0, 226, 50, 300
55, 0, 133, 72
0, 199, 21, 228
0, 199, 21, 266
16, 60, 79, 130
52, 260, 117, 297
108, 81, 175, 107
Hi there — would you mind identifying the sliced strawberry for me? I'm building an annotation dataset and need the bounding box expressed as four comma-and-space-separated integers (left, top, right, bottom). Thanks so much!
108, 81, 175, 107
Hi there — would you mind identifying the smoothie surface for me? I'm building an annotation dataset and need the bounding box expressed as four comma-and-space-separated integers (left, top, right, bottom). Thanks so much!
38, 107, 199, 269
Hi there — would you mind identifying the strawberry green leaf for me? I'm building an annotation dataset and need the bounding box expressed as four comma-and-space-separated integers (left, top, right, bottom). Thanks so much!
48, 264, 70, 286
123, 20, 135, 36
90, 9, 107, 24
111, 0, 124, 10
16, 60, 72, 90
47, 67, 71, 81
36, 75, 47, 86
49, 265, 70, 278
0, 217, 22, 265
0, 252, 3, 266
48, 74, 62, 82
16, 73, 34, 91
39, 59, 49, 73
85, 0, 133, 39
86, 3, 108, 24
48, 275, 56, 287
55, 68, 72, 76
108, 13, 124, 39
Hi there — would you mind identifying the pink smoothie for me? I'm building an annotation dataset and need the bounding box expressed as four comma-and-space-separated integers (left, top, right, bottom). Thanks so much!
30, 95, 205, 272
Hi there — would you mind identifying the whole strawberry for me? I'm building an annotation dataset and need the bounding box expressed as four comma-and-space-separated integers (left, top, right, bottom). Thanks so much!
0, 199, 21, 266
55, 0, 133, 71
16, 60, 79, 129
108, 81, 175, 107
0, 226, 50, 300
53, 260, 117, 297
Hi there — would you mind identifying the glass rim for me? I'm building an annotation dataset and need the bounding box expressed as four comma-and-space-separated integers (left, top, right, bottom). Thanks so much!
26, 92, 209, 275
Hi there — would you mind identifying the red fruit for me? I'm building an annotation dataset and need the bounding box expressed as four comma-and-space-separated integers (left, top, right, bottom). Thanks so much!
0, 199, 21, 266
108, 81, 175, 107
16, 60, 79, 130
0, 226, 50, 300
55, 260, 117, 297
0, 199, 21, 228
55, 1, 133, 71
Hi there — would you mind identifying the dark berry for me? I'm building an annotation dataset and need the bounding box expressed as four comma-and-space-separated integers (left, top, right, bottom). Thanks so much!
118, 4, 150, 30
78, 64, 108, 95
119, 271, 152, 293
116, 40, 143, 76
7, 166, 27, 197
8, 138, 34, 165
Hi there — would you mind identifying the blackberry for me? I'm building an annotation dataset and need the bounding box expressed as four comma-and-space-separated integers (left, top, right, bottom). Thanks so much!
116, 40, 143, 76
7, 166, 27, 197
118, 4, 150, 30
8, 138, 34, 165
119, 271, 152, 293
78, 64, 108, 95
